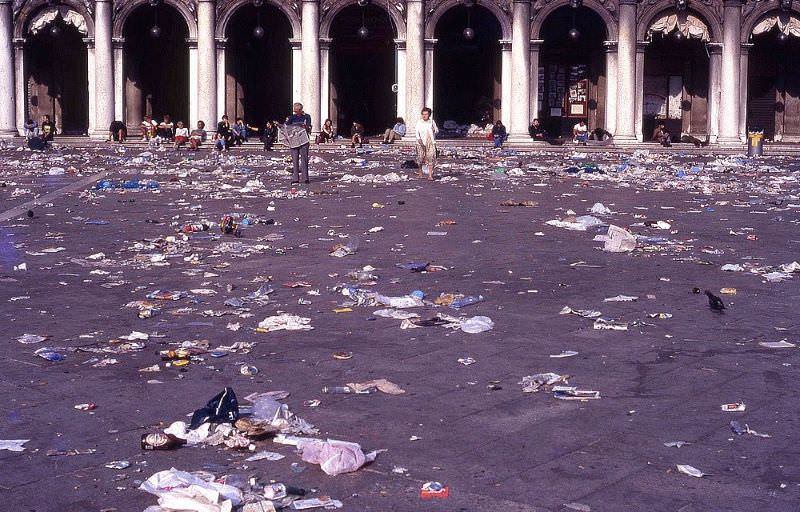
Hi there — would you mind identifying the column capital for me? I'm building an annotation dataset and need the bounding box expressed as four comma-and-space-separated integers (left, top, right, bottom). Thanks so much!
635, 40, 649, 52
394, 38, 406, 50
186, 38, 198, 48
722, 0, 742, 7
530, 38, 544, 48
112, 37, 125, 48
706, 42, 723, 54
319, 37, 332, 50
301, 0, 320, 3
740, 42, 754, 54
512, 0, 531, 4
618, 0, 637, 5
93, 0, 112, 3
424, 37, 437, 49
603, 40, 618, 51
82, 37, 95, 48
0, 0, 14, 5
215, 37, 227, 49
13, 37, 25, 49
289, 38, 302, 49
196, 0, 216, 3
499, 39, 512, 50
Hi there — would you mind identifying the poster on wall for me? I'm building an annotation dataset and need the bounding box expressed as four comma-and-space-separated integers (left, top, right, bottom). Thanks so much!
565, 65, 588, 118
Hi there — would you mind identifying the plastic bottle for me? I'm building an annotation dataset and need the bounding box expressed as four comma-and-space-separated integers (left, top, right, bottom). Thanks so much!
322, 386, 354, 394
182, 223, 209, 233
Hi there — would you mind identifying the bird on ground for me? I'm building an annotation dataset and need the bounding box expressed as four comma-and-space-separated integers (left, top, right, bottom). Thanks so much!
705, 290, 725, 312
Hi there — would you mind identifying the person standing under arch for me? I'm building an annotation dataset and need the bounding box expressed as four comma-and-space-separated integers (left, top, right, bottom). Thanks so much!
415, 107, 439, 181
285, 102, 312, 185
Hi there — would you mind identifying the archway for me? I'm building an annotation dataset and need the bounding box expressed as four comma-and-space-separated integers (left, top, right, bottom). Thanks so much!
538, 5, 607, 137
223, 3, 292, 125
434, 4, 501, 133
642, 12, 711, 141
24, 8, 89, 135
747, 14, 800, 141
122, 3, 189, 130
329, 4, 396, 136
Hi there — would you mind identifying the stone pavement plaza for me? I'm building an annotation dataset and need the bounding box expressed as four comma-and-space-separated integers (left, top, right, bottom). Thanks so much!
1, 143, 799, 512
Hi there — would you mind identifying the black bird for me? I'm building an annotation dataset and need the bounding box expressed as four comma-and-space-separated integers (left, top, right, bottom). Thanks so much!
26, 209, 33, 218
705, 290, 725, 312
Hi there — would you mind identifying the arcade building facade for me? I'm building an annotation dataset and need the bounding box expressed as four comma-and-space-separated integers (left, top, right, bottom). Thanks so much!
0, 0, 798, 142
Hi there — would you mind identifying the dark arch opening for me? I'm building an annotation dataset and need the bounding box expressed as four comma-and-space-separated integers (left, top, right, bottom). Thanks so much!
24, 17, 89, 135
224, 4, 292, 125
329, 4, 396, 137
434, 5, 501, 132
123, 4, 189, 130
643, 25, 710, 141
748, 27, 800, 141
539, 5, 607, 137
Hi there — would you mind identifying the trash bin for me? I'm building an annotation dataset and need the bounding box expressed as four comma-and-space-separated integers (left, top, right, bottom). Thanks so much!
747, 130, 764, 157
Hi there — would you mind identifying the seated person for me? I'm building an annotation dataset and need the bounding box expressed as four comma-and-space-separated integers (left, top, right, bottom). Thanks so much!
529, 119, 546, 140
108, 120, 127, 142
189, 121, 207, 150
590, 127, 613, 142
39, 115, 56, 143
214, 131, 229, 152
232, 118, 249, 146
317, 119, 335, 144
216, 115, 233, 150
173, 121, 189, 149
141, 115, 157, 140
573, 120, 589, 145
24, 119, 39, 140
157, 115, 174, 141
382, 117, 406, 144
491, 120, 507, 148
351, 121, 364, 148
261, 120, 278, 150
651, 123, 671, 147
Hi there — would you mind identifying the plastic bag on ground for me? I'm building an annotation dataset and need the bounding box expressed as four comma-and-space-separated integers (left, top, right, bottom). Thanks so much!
139, 467, 243, 512
296, 439, 381, 476
189, 387, 240, 430
594, 225, 636, 252
460, 316, 494, 333
257, 314, 313, 332
346, 379, 405, 395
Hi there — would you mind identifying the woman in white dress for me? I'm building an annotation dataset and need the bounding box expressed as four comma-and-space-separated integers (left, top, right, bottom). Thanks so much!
415, 107, 439, 180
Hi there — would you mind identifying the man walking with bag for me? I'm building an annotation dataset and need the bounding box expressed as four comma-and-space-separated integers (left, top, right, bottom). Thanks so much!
283, 103, 312, 185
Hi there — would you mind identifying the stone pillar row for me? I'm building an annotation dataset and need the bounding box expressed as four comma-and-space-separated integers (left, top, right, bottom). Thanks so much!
0, 0, 747, 141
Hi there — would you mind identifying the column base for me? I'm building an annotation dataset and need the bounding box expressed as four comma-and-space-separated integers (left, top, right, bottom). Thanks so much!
507, 133, 532, 143
716, 136, 745, 147
89, 130, 111, 141
0, 128, 18, 138
611, 134, 638, 144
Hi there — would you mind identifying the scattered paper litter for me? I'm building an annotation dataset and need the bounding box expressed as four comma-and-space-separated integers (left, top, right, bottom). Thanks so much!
0, 439, 29, 452
676, 464, 706, 478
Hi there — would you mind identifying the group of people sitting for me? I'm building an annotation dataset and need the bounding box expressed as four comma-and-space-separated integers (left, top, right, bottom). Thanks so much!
214, 115, 280, 152
651, 122, 709, 148
23, 115, 56, 150
314, 118, 408, 149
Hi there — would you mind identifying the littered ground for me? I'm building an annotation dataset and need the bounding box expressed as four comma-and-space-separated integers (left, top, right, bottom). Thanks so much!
1, 142, 799, 512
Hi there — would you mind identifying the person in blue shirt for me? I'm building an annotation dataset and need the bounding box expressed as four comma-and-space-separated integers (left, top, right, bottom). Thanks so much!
285, 102, 312, 184
382, 117, 406, 144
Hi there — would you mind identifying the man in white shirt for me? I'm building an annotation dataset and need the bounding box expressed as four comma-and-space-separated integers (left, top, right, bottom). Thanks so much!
573, 120, 588, 145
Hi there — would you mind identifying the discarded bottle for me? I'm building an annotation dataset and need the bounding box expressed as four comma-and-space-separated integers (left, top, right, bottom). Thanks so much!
263, 483, 306, 500
322, 386, 353, 394
182, 223, 209, 234
140, 433, 186, 450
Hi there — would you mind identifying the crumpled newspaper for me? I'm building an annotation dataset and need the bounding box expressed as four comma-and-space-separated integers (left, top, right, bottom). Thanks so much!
257, 314, 313, 332
139, 467, 243, 512
594, 225, 637, 253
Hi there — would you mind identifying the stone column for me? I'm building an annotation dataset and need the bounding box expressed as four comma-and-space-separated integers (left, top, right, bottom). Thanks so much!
615, 0, 637, 141
216, 38, 226, 121
634, 40, 647, 141
113, 38, 124, 121
85, 38, 96, 135
424, 38, 436, 111
718, 0, 742, 144
0, 0, 15, 136
707, 42, 722, 143
91, 0, 114, 138
529, 39, 542, 125
197, 0, 217, 128
319, 37, 331, 123
291, 38, 303, 106
500, 39, 512, 127
406, 0, 424, 127
739, 43, 751, 139
301, 0, 321, 131
509, 0, 530, 138
603, 40, 617, 135
13, 37, 23, 135
188, 39, 199, 125
395, 39, 406, 120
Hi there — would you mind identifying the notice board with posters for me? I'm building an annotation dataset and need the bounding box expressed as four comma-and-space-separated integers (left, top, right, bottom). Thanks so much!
565, 64, 588, 118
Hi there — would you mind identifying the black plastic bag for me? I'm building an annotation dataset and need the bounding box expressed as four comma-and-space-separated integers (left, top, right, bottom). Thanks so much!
400, 159, 419, 169
189, 387, 240, 429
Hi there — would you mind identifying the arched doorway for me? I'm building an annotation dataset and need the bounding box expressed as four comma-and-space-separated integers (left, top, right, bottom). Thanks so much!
434, 4, 501, 131
747, 14, 800, 141
24, 7, 89, 135
224, 3, 292, 125
122, 3, 189, 130
329, 4, 396, 136
642, 12, 711, 141
538, 5, 607, 137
